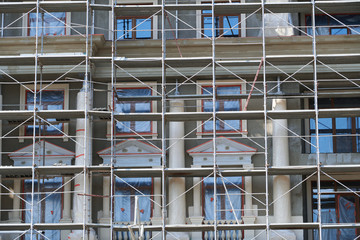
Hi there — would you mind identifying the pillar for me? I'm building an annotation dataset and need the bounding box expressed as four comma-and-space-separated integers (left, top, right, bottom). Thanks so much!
151, 172, 162, 240
11, 179, 21, 222
167, 100, 189, 240
271, 99, 296, 240
60, 176, 72, 239
98, 176, 110, 239
189, 166, 203, 240
69, 87, 97, 240
243, 164, 256, 239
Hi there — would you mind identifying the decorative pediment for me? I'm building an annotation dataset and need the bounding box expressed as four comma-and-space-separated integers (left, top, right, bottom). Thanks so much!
8, 140, 74, 166
98, 138, 162, 167
187, 136, 257, 166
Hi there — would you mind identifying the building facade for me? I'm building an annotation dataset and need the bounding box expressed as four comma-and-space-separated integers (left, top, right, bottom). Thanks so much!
0, 0, 359, 239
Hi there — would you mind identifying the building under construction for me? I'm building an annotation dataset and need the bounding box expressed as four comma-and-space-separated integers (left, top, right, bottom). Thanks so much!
0, 0, 359, 239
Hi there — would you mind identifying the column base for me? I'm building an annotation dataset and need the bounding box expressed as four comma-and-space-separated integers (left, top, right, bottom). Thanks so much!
60, 217, 72, 240
98, 218, 111, 240
189, 216, 204, 240
242, 216, 256, 239
151, 217, 163, 240
270, 229, 296, 240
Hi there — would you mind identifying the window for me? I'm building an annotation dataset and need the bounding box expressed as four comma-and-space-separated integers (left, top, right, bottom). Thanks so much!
28, 12, 67, 36
108, 83, 157, 137
311, 181, 360, 240
20, 84, 69, 140
196, 81, 246, 136
23, 177, 63, 240
306, 14, 360, 36
117, 17, 152, 40
25, 90, 64, 136
203, 177, 243, 239
202, 10, 240, 38
115, 178, 152, 239
115, 88, 151, 134
114, 0, 157, 40
309, 98, 360, 153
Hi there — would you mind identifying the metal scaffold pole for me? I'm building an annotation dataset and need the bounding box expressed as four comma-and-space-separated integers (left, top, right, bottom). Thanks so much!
261, 0, 270, 239
311, 0, 323, 239
161, 0, 167, 239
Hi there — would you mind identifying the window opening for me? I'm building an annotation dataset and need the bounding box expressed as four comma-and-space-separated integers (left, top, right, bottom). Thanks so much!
28, 12, 66, 36
114, 88, 152, 134
25, 90, 65, 136
202, 10, 240, 38
309, 98, 360, 153
311, 181, 360, 240
23, 177, 63, 240
202, 85, 242, 132
115, 177, 153, 239
306, 14, 360, 36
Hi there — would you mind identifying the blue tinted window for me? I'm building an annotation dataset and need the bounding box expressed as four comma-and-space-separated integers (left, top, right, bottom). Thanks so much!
117, 18, 152, 40
202, 11, 239, 38
306, 14, 360, 35
202, 86, 241, 132
115, 88, 152, 133
26, 90, 64, 135
309, 98, 360, 153
29, 12, 66, 36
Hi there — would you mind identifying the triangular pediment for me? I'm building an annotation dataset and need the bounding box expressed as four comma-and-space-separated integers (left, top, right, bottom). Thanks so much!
187, 136, 257, 156
8, 141, 75, 166
97, 138, 162, 156
9, 140, 75, 158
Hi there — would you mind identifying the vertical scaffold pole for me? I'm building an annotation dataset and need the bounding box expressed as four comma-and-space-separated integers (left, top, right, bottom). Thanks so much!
161, 0, 167, 239
211, 0, 218, 238
261, 1, 270, 240
311, 0, 322, 239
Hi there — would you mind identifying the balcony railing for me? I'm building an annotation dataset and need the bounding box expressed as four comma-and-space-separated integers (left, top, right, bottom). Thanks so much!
115, 221, 152, 240
203, 220, 243, 240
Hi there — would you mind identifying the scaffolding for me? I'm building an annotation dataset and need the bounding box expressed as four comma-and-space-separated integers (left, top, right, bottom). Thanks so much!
0, 0, 359, 239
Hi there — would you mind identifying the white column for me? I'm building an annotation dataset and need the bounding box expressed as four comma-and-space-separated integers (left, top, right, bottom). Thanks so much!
151, 174, 162, 240
242, 164, 256, 240
73, 90, 86, 224
69, 88, 97, 240
167, 100, 189, 240
60, 177, 72, 239
103, 176, 110, 218
153, 176, 161, 218
189, 166, 203, 240
98, 176, 111, 240
12, 179, 21, 221
271, 99, 296, 240
62, 177, 71, 219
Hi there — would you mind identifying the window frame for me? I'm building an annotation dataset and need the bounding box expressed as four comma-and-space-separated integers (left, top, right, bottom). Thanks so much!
201, 11, 241, 38
22, 12, 71, 37
110, 0, 158, 40
306, 175, 360, 240
19, 84, 69, 141
196, 0, 246, 39
21, 177, 64, 239
304, 13, 360, 36
107, 82, 158, 138
202, 176, 245, 220
116, 15, 153, 40
304, 94, 360, 154
196, 80, 247, 137
114, 177, 154, 224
